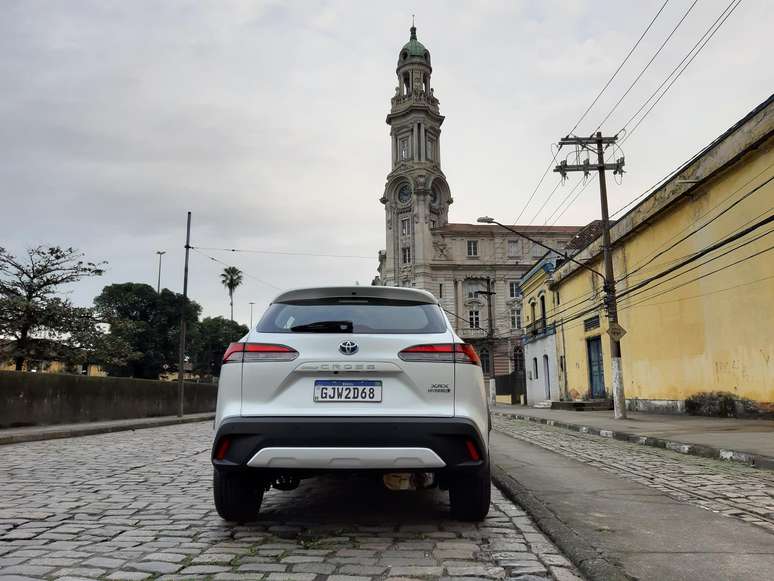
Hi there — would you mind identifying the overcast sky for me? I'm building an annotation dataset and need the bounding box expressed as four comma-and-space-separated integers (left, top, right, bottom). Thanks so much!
1, 0, 770, 326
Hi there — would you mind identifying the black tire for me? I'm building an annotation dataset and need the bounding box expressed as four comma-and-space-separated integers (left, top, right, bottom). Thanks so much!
213, 468, 263, 522
449, 464, 491, 521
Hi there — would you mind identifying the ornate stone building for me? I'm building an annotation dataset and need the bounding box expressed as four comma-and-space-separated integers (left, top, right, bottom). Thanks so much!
375, 26, 582, 382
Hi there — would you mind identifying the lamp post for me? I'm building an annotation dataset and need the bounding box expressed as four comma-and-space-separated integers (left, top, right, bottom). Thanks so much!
155, 251, 166, 293
249, 302, 255, 328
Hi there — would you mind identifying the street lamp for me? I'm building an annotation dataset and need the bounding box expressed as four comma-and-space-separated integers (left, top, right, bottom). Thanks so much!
155, 251, 166, 293
476, 217, 605, 281
249, 302, 255, 328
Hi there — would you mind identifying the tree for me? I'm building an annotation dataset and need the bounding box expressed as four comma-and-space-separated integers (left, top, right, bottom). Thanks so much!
94, 283, 201, 379
220, 266, 243, 322
0, 246, 105, 370
190, 316, 248, 379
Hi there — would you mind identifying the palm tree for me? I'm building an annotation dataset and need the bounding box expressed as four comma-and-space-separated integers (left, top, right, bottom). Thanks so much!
220, 266, 243, 322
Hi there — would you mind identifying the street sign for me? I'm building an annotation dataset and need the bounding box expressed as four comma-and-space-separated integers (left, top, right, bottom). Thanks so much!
607, 322, 627, 342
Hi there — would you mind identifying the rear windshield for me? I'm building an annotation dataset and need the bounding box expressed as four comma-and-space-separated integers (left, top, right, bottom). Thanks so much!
256, 298, 447, 334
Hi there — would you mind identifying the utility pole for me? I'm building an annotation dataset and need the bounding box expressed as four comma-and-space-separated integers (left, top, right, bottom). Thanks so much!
177, 212, 191, 418
249, 302, 255, 328
156, 250, 166, 293
554, 132, 627, 419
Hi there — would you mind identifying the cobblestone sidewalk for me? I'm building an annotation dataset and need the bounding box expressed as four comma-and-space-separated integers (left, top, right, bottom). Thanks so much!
493, 415, 774, 534
0, 422, 583, 581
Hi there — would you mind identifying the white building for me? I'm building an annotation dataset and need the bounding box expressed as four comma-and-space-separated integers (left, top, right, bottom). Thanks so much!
375, 25, 581, 387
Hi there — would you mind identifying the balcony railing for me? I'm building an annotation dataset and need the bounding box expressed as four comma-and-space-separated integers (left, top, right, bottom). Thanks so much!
525, 318, 555, 341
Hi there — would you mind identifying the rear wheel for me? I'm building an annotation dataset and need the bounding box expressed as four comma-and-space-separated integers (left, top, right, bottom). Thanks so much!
213, 468, 263, 522
449, 464, 491, 521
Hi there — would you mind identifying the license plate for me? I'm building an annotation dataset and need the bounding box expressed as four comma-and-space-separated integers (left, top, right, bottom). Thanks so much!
314, 380, 382, 403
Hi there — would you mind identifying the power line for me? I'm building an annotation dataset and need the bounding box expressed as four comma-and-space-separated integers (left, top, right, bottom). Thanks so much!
618, 212, 774, 300
191, 246, 374, 260
620, 224, 774, 303
617, 0, 743, 141
592, 0, 699, 133
618, 173, 773, 283
558, 241, 774, 335
191, 248, 283, 291
553, 0, 743, 226
511, 0, 671, 224
568, 0, 671, 135
527, 179, 563, 225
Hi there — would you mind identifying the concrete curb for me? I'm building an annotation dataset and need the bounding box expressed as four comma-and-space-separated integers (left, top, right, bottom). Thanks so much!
0, 413, 215, 445
492, 464, 636, 581
493, 411, 774, 470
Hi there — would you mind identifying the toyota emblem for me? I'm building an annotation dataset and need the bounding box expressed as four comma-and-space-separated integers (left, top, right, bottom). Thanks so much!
339, 340, 358, 355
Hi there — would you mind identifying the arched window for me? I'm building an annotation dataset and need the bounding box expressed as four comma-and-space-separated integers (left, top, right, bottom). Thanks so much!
539, 294, 547, 321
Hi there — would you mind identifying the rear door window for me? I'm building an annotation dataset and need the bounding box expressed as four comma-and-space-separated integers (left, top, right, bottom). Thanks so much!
257, 298, 447, 334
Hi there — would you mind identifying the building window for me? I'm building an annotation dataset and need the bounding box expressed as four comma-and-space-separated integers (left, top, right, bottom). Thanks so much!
584, 315, 600, 331
480, 347, 491, 376
532, 242, 544, 257
509, 281, 519, 298
530, 301, 536, 323
507, 240, 520, 257
510, 308, 521, 329
400, 217, 410, 236
467, 240, 478, 257
540, 294, 547, 321
400, 138, 409, 160
556, 291, 560, 305
465, 279, 485, 298
533, 357, 539, 379
430, 219, 436, 229
427, 138, 435, 161
401, 279, 410, 287
401, 247, 411, 264
468, 310, 480, 329
438, 283, 443, 298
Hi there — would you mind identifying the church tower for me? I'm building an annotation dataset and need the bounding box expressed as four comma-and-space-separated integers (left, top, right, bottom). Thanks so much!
380, 24, 452, 289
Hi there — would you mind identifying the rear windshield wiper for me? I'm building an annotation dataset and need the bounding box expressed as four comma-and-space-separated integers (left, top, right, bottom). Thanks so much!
290, 320, 354, 333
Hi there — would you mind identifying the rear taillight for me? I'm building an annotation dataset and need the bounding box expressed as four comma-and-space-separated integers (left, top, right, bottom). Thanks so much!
398, 343, 481, 366
222, 342, 299, 364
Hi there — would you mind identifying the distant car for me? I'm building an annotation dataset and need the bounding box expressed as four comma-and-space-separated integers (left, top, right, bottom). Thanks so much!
211, 286, 491, 521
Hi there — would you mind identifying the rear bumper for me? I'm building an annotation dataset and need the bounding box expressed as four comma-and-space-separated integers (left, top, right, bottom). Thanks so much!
212, 416, 487, 474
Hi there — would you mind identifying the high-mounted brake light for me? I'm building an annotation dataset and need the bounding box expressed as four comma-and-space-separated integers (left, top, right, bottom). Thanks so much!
398, 343, 481, 365
222, 342, 298, 364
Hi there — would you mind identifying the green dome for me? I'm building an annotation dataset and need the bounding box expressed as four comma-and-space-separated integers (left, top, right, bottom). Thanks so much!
399, 26, 430, 64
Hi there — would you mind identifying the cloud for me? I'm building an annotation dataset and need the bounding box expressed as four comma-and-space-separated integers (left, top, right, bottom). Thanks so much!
1, 0, 770, 323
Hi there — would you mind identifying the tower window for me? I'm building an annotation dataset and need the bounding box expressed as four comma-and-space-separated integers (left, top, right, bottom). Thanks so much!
399, 138, 409, 161
427, 138, 435, 161
400, 218, 410, 236
401, 247, 412, 264
467, 240, 478, 257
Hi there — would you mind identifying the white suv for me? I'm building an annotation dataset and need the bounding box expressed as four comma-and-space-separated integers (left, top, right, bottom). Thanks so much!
212, 286, 491, 521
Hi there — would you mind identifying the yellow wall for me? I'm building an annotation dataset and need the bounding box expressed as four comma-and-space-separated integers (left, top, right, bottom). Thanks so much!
555, 139, 774, 404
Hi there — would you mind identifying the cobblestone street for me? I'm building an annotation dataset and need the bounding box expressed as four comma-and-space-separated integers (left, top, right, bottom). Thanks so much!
493, 415, 774, 533
0, 422, 583, 581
